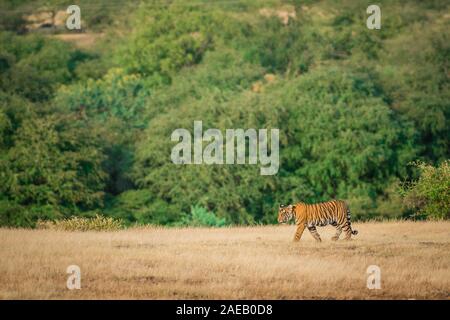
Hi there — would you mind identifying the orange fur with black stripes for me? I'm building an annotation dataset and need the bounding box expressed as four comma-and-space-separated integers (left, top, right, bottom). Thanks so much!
278, 200, 358, 242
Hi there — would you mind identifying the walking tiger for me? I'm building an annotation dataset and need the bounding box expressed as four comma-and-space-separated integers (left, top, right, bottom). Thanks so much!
278, 200, 358, 242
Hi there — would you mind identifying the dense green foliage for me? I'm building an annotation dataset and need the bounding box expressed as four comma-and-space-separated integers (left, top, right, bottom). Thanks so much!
177, 205, 228, 227
0, 0, 448, 227
401, 161, 450, 219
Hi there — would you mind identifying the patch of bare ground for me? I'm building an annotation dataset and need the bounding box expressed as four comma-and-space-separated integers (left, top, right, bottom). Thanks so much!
51, 33, 104, 49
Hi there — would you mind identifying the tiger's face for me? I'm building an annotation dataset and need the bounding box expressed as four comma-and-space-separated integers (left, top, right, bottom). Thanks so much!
278, 204, 295, 223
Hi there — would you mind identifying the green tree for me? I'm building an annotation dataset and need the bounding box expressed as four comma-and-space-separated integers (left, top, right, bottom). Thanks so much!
0, 110, 107, 226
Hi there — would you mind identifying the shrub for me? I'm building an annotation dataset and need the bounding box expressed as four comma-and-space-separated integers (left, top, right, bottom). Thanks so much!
0, 32, 90, 102
36, 214, 124, 231
55, 68, 151, 127
115, 6, 216, 81
401, 161, 450, 219
177, 205, 227, 227
0, 200, 30, 227
104, 190, 183, 225
0, 114, 107, 212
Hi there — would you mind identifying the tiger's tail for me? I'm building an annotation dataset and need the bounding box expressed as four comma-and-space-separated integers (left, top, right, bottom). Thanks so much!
346, 207, 358, 235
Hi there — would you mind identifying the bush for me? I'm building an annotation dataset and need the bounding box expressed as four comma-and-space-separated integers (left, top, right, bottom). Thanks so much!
0, 113, 107, 212
0, 200, 30, 227
115, 5, 217, 81
177, 205, 227, 227
401, 161, 450, 219
36, 214, 124, 231
0, 32, 90, 102
55, 68, 151, 127
104, 190, 183, 225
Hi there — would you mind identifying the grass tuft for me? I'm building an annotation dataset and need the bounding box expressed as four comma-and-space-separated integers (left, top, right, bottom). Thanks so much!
36, 214, 124, 231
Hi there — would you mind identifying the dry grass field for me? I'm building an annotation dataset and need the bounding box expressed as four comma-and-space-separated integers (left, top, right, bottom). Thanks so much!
0, 221, 449, 299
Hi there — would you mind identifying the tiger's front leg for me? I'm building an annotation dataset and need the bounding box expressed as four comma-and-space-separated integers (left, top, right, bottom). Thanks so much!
307, 226, 322, 242
293, 224, 306, 242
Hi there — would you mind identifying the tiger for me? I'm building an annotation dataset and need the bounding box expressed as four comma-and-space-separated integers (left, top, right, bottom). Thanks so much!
278, 200, 358, 242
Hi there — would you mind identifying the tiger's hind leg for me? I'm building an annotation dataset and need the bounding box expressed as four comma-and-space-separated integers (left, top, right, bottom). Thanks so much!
331, 225, 342, 241
343, 206, 358, 240
307, 226, 322, 242
342, 222, 353, 240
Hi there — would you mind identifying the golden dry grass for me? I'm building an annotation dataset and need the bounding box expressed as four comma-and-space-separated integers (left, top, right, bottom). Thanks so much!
0, 221, 449, 299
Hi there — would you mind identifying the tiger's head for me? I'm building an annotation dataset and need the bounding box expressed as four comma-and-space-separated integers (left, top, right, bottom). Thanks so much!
278, 204, 295, 223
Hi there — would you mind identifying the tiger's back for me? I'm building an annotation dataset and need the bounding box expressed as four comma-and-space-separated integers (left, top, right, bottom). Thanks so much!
301, 200, 348, 227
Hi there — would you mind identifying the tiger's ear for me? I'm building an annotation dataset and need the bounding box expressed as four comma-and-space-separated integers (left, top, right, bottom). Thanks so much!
279, 204, 285, 208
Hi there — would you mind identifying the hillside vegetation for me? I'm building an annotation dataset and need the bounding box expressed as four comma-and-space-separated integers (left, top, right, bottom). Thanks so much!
0, 0, 449, 227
